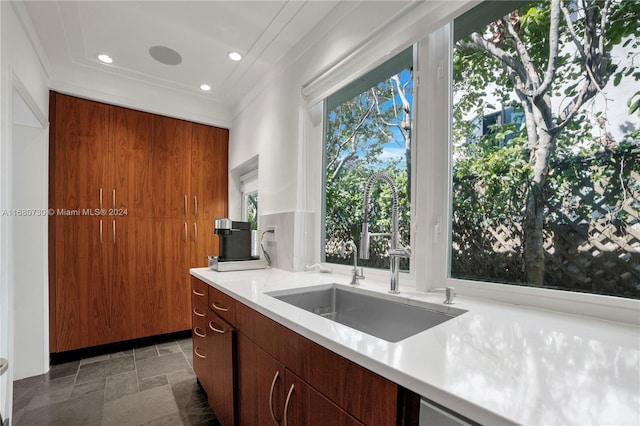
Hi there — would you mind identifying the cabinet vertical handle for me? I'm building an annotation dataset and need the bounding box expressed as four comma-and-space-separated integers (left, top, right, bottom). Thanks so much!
99, 220, 103, 244
112, 220, 116, 244
112, 189, 116, 210
184, 222, 188, 242
194, 196, 198, 217
283, 384, 295, 426
194, 223, 198, 243
184, 194, 188, 216
269, 370, 280, 425
99, 188, 103, 210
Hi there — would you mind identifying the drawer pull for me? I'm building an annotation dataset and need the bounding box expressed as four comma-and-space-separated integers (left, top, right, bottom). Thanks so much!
283, 384, 295, 426
192, 288, 206, 297
194, 347, 206, 359
211, 301, 229, 312
193, 327, 206, 338
209, 321, 226, 334
269, 370, 281, 425
193, 307, 205, 317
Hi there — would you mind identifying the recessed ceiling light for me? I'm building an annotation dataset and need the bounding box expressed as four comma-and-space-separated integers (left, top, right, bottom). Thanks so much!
97, 54, 113, 64
228, 51, 242, 61
200, 84, 211, 92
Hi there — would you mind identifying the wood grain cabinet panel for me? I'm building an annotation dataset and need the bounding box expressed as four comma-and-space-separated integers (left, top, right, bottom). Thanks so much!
50, 94, 110, 211
111, 106, 154, 218
49, 92, 229, 352
152, 116, 192, 219
53, 216, 110, 351
206, 314, 236, 426
237, 334, 285, 426
283, 370, 364, 426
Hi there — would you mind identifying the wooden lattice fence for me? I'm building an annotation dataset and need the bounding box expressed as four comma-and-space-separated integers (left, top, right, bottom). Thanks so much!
452, 152, 640, 299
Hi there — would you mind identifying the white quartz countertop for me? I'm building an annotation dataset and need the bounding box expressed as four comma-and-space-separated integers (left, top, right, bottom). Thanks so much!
190, 267, 640, 426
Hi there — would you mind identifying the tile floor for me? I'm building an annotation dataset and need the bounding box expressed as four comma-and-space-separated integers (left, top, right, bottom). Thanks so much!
12, 337, 219, 426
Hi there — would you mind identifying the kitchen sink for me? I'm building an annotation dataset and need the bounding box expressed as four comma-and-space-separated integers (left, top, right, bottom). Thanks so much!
266, 284, 466, 342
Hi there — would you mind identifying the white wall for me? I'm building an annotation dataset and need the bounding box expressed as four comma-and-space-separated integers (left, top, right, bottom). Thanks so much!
0, 0, 50, 421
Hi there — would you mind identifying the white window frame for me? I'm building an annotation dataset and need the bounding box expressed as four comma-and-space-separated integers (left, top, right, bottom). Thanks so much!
240, 170, 258, 224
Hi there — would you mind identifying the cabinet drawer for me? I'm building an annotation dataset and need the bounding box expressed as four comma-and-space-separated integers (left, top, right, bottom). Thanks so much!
209, 286, 236, 326
191, 276, 209, 305
192, 308, 209, 392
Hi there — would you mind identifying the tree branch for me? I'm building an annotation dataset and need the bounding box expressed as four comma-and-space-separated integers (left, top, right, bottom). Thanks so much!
531, 0, 561, 98
561, 1, 587, 62
457, 35, 529, 84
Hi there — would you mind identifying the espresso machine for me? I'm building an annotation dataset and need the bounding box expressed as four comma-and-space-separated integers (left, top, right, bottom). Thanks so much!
209, 218, 268, 271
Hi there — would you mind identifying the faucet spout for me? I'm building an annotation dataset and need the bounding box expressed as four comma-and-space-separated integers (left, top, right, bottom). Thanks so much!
360, 172, 410, 294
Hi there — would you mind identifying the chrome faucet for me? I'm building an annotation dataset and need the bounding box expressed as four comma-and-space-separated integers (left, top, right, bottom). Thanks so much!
344, 241, 364, 285
360, 172, 411, 294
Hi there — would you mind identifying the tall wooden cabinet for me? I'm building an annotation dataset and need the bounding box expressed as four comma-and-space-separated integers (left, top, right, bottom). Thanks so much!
49, 92, 228, 352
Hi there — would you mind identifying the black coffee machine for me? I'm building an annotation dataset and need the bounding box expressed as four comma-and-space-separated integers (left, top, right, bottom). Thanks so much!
213, 218, 259, 261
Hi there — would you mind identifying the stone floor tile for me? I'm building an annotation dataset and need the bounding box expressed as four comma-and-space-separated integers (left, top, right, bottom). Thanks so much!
105, 371, 139, 402
157, 342, 182, 356
26, 384, 73, 411
47, 360, 80, 380
80, 354, 110, 366
141, 413, 185, 426
13, 375, 45, 400
166, 369, 196, 385
170, 375, 218, 426
109, 349, 133, 359
136, 352, 190, 380
101, 385, 179, 426
70, 377, 106, 398
135, 345, 159, 361
139, 374, 169, 392
76, 355, 135, 384
17, 390, 104, 426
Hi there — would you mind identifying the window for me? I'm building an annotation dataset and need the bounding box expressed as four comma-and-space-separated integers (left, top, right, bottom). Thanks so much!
240, 171, 258, 230
450, 1, 640, 299
322, 47, 414, 271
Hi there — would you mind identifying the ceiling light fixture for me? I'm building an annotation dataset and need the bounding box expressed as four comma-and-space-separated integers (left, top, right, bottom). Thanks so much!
228, 51, 242, 61
200, 84, 211, 92
97, 54, 113, 64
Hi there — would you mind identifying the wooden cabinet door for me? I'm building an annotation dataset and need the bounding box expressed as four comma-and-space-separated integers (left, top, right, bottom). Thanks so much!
191, 124, 228, 222
237, 334, 285, 426
283, 370, 364, 426
111, 106, 153, 218
206, 314, 236, 426
191, 219, 217, 267
109, 217, 149, 343
53, 216, 110, 351
152, 116, 191, 219
50, 93, 110, 212
135, 219, 189, 337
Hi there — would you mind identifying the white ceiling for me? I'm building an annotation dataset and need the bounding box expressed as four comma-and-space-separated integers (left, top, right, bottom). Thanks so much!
20, 0, 341, 124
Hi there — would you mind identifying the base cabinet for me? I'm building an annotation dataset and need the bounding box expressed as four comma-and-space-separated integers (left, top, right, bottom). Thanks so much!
192, 277, 420, 426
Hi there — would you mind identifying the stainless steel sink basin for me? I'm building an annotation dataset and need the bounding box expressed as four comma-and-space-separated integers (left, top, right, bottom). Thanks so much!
266, 284, 466, 342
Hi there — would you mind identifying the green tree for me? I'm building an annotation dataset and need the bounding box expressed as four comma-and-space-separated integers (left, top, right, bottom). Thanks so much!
454, 0, 640, 285
325, 72, 412, 268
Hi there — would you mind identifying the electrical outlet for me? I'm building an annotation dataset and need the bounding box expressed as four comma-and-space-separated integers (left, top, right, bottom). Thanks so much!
265, 225, 277, 242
